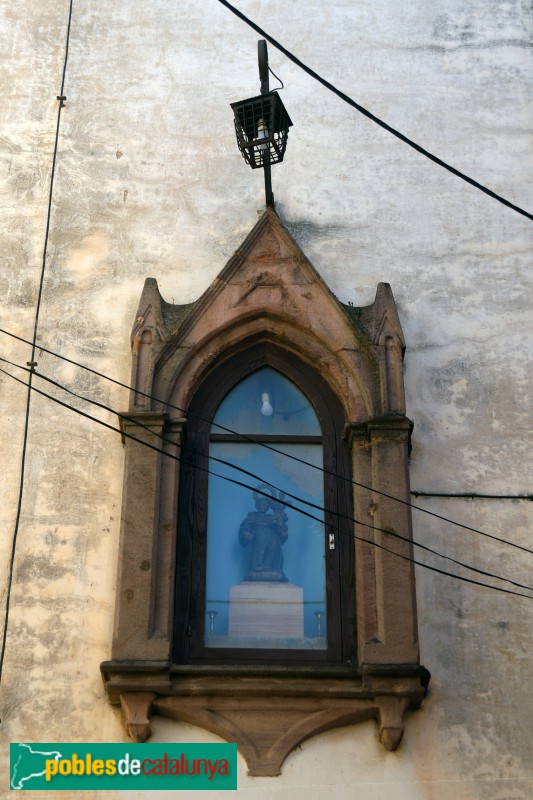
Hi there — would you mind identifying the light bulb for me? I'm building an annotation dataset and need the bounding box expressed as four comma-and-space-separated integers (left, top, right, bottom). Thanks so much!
257, 117, 269, 165
261, 392, 273, 417
257, 117, 269, 145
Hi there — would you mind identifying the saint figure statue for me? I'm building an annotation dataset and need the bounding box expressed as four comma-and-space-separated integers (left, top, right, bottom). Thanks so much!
238, 485, 289, 582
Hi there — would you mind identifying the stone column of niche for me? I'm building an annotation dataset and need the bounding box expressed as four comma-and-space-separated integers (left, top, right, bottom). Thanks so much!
112, 412, 170, 661
151, 418, 185, 643
132, 329, 154, 409
383, 335, 405, 415
363, 416, 419, 665
348, 423, 381, 663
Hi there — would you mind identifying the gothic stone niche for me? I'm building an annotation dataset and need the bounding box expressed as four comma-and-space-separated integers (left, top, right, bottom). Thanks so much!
101, 209, 430, 776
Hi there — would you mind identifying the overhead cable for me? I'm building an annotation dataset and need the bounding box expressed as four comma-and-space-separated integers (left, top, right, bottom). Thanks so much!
215, 0, 533, 222
1, 325, 531, 557
1, 361, 532, 601
0, 0, 74, 685
3, 355, 532, 593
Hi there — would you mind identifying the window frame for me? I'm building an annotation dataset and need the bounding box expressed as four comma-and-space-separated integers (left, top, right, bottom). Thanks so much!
173, 342, 356, 667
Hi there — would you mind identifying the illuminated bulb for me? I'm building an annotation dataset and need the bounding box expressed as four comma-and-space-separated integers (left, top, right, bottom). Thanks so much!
261, 392, 273, 417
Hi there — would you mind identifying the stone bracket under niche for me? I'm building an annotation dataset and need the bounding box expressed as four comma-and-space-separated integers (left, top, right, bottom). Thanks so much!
101, 663, 430, 776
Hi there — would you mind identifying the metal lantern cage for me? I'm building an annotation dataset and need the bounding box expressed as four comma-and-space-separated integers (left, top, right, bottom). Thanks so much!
231, 91, 293, 170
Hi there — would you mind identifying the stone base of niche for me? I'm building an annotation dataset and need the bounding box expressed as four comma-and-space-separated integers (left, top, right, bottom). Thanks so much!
101, 662, 430, 776
228, 581, 304, 639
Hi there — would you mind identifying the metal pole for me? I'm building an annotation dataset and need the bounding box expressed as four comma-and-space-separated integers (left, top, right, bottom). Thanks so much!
258, 40, 274, 208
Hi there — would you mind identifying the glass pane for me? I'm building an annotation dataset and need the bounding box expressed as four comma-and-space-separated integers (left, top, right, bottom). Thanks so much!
205, 443, 327, 650
212, 367, 321, 435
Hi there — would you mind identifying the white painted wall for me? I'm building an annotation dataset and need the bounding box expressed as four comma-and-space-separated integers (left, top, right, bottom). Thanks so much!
1, 0, 532, 797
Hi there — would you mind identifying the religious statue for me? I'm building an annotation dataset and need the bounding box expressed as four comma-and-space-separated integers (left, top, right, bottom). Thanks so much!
239, 485, 289, 582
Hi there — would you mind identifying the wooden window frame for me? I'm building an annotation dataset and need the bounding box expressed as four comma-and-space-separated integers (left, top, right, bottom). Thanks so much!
173, 343, 356, 667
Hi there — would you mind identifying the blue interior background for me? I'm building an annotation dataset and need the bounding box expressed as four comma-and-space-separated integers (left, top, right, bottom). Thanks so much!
206, 443, 326, 645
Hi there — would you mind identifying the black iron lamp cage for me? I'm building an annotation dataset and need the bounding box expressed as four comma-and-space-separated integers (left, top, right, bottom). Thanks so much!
230, 91, 293, 170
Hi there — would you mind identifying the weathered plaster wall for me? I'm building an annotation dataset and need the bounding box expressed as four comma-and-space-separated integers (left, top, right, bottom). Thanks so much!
1, 0, 532, 798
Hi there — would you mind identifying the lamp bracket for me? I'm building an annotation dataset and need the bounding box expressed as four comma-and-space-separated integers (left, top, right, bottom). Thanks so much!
258, 40, 269, 95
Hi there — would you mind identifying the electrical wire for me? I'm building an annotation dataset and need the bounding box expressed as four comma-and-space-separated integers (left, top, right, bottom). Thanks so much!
1, 324, 531, 557
3, 355, 533, 593
1, 360, 532, 601
0, 0, 74, 685
1, 0, 528, 690
412, 491, 532, 501
215, 0, 533, 223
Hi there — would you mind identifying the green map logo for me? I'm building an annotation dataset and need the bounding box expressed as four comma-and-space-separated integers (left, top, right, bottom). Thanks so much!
10, 743, 237, 790
11, 744, 63, 790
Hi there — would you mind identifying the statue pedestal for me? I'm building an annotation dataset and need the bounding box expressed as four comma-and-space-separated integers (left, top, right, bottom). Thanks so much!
228, 582, 304, 639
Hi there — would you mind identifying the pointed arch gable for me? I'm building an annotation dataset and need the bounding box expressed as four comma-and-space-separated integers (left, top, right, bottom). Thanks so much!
158, 311, 374, 422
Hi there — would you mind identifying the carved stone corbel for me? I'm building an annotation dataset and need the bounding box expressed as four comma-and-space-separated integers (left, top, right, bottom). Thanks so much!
103, 665, 428, 775
154, 693, 378, 776
375, 695, 411, 751
119, 692, 157, 742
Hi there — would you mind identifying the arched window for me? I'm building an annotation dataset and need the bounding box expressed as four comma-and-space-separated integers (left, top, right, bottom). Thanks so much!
173, 344, 355, 665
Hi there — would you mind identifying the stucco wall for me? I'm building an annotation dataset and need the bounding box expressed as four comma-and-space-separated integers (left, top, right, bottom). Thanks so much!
1, 0, 532, 798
